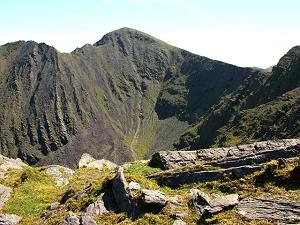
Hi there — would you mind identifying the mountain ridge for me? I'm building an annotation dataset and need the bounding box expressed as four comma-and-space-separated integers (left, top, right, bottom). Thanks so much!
0, 27, 299, 167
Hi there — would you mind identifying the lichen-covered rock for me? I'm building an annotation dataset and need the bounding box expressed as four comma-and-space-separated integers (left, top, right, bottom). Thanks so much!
46, 165, 74, 186
141, 189, 167, 206
0, 185, 12, 210
236, 197, 300, 223
0, 214, 22, 225
191, 189, 239, 216
79, 153, 117, 170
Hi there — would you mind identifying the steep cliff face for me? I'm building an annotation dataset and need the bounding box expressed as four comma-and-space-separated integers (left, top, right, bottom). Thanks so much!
0, 28, 299, 166
176, 46, 300, 149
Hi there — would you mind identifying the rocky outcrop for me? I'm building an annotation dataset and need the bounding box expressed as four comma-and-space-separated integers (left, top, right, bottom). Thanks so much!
149, 139, 300, 169
112, 167, 137, 216
0, 214, 22, 225
0, 185, 12, 210
148, 165, 261, 187
141, 189, 167, 206
46, 165, 74, 186
235, 197, 300, 223
78, 154, 117, 170
191, 189, 239, 216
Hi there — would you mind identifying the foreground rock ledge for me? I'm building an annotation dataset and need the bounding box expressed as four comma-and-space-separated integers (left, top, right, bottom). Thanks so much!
149, 139, 300, 169
148, 165, 261, 187
235, 197, 300, 223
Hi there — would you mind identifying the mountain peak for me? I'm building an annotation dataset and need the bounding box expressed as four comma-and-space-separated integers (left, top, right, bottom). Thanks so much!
93, 27, 164, 47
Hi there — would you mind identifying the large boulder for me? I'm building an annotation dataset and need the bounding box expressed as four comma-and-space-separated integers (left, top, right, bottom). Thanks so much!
79, 153, 116, 170
46, 165, 74, 186
191, 189, 239, 216
0, 185, 12, 210
112, 167, 137, 217
236, 197, 300, 223
149, 139, 300, 169
0, 214, 22, 225
141, 189, 167, 206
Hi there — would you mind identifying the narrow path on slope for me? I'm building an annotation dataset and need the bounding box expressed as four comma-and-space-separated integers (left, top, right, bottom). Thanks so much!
130, 93, 142, 158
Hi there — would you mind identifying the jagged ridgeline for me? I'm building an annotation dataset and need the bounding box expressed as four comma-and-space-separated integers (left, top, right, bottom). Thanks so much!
0, 28, 299, 167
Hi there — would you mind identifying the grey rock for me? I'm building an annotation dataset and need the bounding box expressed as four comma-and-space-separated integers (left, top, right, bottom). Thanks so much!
173, 219, 187, 225
207, 146, 300, 169
149, 139, 300, 169
236, 197, 300, 223
79, 153, 117, 170
141, 189, 167, 206
209, 194, 239, 208
148, 165, 261, 187
0, 214, 22, 225
49, 202, 61, 210
112, 167, 136, 216
191, 189, 239, 216
0, 155, 27, 172
79, 214, 97, 225
128, 181, 141, 191
85, 193, 109, 216
46, 165, 74, 186
63, 212, 80, 225
0, 185, 12, 210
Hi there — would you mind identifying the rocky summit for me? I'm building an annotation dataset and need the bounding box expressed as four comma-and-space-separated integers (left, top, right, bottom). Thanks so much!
0, 28, 299, 167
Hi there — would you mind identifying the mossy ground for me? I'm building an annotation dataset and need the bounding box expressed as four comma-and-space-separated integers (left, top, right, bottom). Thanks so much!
0, 159, 299, 224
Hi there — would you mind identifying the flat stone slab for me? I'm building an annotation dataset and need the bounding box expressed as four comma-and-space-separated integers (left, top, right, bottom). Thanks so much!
207, 146, 300, 169
148, 165, 261, 187
141, 189, 167, 206
236, 197, 300, 223
191, 189, 239, 216
149, 139, 300, 169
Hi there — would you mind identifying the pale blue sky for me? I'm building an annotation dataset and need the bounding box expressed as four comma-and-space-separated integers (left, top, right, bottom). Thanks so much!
0, 0, 299, 68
